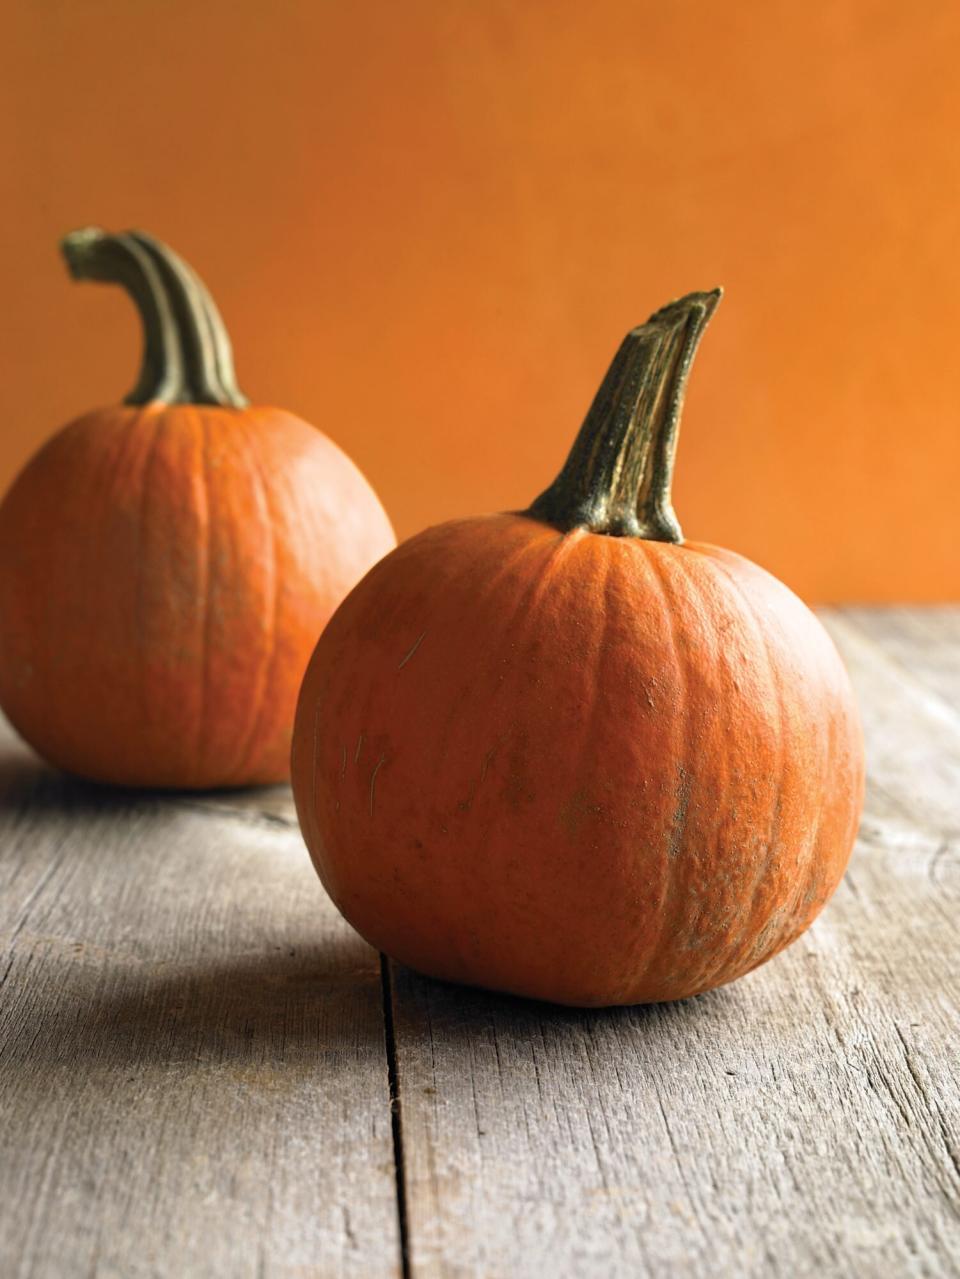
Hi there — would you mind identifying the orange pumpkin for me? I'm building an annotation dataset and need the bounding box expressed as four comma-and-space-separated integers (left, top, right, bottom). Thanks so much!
0, 228, 394, 788
292, 289, 864, 1006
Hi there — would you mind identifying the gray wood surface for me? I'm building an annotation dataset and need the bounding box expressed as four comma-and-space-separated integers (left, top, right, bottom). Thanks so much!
1, 607, 958, 1277
387, 607, 960, 1278
0, 744, 400, 1278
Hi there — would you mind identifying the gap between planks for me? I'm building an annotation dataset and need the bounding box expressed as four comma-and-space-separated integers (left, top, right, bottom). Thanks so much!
381, 953, 413, 1279
383, 606, 960, 1278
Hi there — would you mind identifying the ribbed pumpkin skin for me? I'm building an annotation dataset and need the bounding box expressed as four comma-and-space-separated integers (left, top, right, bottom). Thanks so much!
0, 403, 394, 788
292, 513, 863, 1006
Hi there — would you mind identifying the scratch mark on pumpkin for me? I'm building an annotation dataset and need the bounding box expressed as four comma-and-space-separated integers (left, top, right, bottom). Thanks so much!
398, 631, 426, 670
369, 754, 386, 816
667, 765, 692, 859
457, 745, 500, 813
355, 733, 365, 763
340, 745, 347, 781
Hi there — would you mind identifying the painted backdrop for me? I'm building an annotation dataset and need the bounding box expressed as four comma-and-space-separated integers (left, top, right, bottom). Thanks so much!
3, 0, 958, 600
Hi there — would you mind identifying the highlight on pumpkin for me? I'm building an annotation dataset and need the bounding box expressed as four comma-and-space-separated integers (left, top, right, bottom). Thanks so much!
0, 227, 396, 790
291, 287, 865, 1008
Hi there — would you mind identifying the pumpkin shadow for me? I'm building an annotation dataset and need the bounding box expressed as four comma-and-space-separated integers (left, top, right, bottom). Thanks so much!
0, 734, 370, 1075
0, 746, 157, 836
388, 961, 734, 1045
6, 938, 386, 1076
0, 740, 296, 826
0, 736, 381, 1076
0, 743, 97, 813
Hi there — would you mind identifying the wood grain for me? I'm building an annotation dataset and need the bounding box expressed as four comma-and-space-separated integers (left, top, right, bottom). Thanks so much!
0, 735, 400, 1279
2, 608, 958, 1278
836, 607, 960, 712
823, 609, 960, 843
388, 606, 960, 1277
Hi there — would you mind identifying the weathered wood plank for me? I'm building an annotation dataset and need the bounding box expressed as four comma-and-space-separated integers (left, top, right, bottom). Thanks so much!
0, 724, 400, 1279
389, 607, 960, 1277
836, 606, 960, 714
4, 607, 958, 1278
820, 608, 960, 842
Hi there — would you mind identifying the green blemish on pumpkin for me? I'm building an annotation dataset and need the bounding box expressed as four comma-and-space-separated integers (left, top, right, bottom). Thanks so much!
559, 789, 605, 836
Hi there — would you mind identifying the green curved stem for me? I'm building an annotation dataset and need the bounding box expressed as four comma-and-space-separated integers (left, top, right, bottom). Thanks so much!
60, 227, 248, 408
527, 288, 721, 543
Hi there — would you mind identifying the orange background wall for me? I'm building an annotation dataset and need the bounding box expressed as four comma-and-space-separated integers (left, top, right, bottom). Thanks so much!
3, 1, 958, 602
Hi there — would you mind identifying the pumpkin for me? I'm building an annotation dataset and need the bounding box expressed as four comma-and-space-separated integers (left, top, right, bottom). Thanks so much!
291, 289, 864, 1006
0, 228, 394, 789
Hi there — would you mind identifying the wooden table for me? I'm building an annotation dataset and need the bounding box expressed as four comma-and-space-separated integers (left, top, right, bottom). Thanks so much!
1, 607, 957, 1277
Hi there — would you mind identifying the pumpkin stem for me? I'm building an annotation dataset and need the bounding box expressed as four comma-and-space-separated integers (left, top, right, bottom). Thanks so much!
60, 228, 248, 408
527, 288, 721, 543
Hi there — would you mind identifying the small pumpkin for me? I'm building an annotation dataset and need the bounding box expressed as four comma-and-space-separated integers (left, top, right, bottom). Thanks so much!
292, 289, 864, 1006
0, 229, 394, 788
